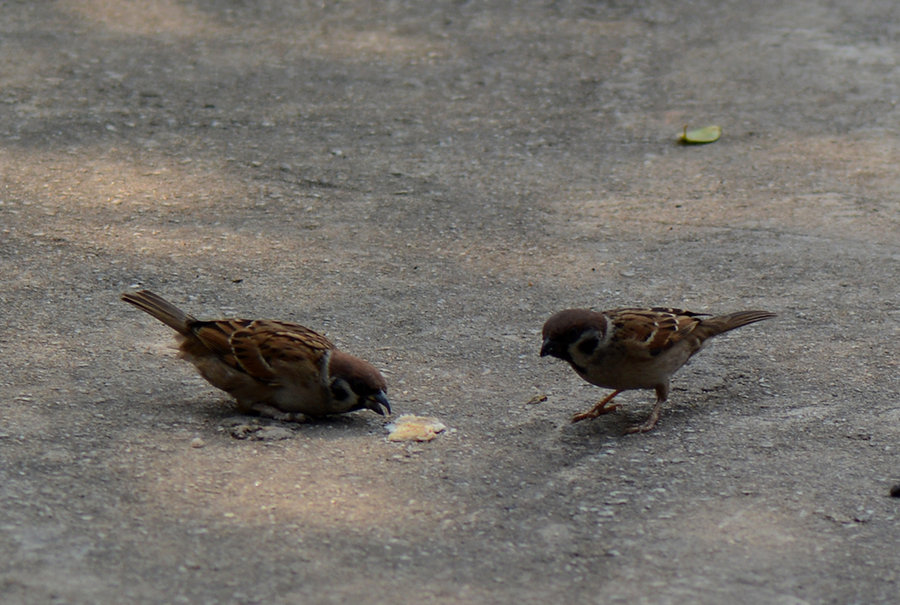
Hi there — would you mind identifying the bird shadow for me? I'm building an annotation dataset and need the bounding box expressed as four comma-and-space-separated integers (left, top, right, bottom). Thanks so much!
182, 396, 389, 441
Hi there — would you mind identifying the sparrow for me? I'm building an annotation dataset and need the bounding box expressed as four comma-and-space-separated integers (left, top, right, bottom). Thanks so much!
540, 307, 775, 433
121, 290, 390, 420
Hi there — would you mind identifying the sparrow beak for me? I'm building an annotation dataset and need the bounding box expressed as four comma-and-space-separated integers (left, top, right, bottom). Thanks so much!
369, 391, 391, 416
540, 338, 553, 357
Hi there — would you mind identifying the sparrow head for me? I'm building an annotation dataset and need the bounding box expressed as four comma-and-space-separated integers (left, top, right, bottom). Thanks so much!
328, 350, 391, 416
541, 308, 607, 362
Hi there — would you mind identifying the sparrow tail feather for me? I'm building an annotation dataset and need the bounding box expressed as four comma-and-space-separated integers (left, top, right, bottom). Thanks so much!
699, 310, 776, 338
121, 290, 196, 334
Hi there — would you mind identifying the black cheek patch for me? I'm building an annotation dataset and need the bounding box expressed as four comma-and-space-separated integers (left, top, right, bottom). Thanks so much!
577, 336, 599, 356
330, 382, 351, 401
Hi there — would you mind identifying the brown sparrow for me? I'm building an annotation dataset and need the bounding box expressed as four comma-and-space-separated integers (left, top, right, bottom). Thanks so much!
540, 307, 775, 433
121, 290, 390, 420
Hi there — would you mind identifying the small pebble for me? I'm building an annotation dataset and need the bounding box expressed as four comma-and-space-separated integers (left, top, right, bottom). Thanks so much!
190, 437, 205, 448
229, 424, 256, 439
890, 483, 900, 498
253, 426, 294, 441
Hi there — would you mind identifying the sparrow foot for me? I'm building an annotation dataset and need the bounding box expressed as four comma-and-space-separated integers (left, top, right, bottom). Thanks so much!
571, 390, 622, 423
249, 403, 309, 423
624, 400, 663, 434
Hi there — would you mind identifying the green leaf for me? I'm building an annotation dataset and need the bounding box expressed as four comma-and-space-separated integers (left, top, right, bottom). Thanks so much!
679, 125, 722, 144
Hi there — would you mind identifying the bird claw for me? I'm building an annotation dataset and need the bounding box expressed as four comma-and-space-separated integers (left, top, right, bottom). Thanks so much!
570, 390, 623, 424
624, 419, 657, 434
624, 405, 662, 434
571, 403, 621, 423
249, 403, 308, 423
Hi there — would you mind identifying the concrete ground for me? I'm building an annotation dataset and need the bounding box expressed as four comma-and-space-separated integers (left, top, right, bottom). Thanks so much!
1, 1, 898, 603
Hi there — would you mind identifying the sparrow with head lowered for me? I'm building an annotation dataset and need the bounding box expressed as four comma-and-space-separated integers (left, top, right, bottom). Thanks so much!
540, 307, 775, 433
122, 290, 390, 420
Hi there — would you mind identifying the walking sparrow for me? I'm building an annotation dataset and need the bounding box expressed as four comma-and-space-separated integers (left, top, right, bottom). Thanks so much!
540, 307, 775, 433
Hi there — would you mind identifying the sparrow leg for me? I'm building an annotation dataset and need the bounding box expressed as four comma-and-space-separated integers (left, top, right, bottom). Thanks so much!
625, 384, 668, 434
571, 390, 622, 423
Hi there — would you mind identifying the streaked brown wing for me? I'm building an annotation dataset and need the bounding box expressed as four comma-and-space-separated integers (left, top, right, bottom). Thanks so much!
190, 319, 254, 357
192, 319, 334, 383
608, 308, 704, 357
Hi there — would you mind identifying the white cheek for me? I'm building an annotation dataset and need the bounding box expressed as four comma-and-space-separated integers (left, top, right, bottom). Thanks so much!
599, 316, 613, 347
320, 350, 333, 383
